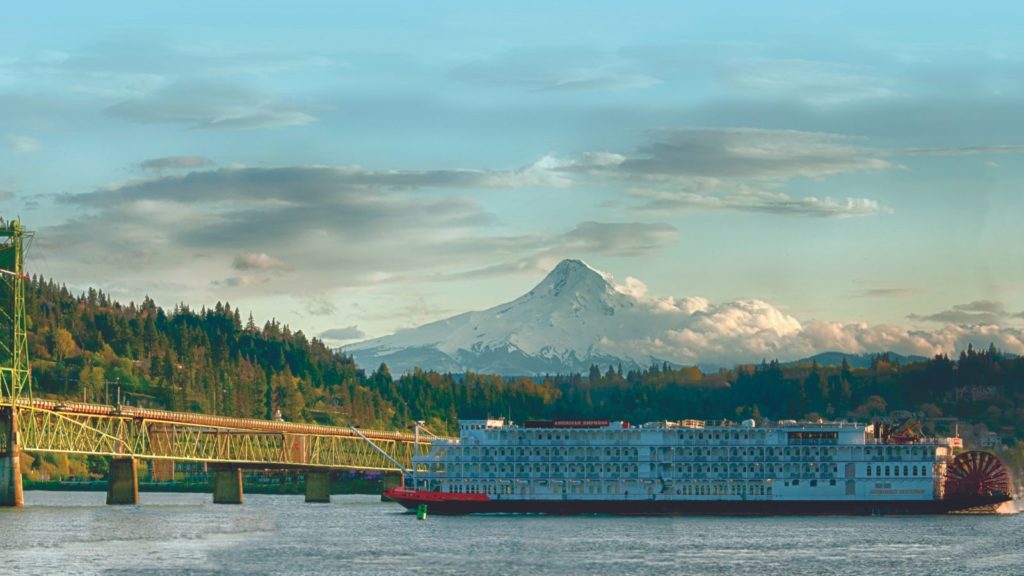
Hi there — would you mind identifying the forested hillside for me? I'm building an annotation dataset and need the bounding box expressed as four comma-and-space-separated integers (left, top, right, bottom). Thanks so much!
22, 277, 1024, 451
26, 277, 372, 425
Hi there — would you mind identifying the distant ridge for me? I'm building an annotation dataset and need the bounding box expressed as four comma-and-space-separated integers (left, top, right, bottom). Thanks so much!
783, 351, 929, 369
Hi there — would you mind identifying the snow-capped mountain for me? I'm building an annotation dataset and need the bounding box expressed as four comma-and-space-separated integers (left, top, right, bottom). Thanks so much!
344, 259, 678, 375
343, 258, 1024, 376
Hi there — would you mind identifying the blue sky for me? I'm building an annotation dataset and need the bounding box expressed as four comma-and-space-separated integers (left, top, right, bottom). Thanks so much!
3, 2, 1023, 361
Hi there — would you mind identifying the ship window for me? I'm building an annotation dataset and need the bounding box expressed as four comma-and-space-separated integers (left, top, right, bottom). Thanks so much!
912, 466, 918, 477
885, 466, 890, 476
876, 465, 881, 476
903, 465, 909, 477
810, 480, 817, 487
793, 479, 800, 486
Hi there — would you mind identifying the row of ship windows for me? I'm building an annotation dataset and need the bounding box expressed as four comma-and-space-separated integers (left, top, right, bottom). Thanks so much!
436, 480, 774, 497
867, 464, 929, 478
444, 445, 930, 459
428, 462, 934, 477
491, 430, 771, 443
432, 463, 838, 474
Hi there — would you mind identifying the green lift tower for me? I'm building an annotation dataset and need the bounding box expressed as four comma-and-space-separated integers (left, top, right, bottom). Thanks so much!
1, 218, 31, 506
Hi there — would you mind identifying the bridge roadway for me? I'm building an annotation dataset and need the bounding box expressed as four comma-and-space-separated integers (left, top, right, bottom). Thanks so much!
1, 397, 439, 506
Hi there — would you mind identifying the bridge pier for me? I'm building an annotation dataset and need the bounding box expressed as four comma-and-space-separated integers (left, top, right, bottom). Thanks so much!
305, 471, 331, 503
213, 467, 243, 504
0, 408, 23, 507
106, 457, 139, 505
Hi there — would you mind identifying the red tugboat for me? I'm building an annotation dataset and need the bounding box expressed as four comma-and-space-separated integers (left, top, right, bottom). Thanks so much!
384, 418, 1013, 515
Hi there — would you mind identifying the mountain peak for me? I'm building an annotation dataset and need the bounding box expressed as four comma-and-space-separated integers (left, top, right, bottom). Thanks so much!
533, 259, 611, 298
345, 259, 653, 376
552, 258, 592, 272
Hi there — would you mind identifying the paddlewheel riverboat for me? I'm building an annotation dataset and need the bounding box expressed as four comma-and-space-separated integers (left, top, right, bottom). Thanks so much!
384, 418, 1013, 515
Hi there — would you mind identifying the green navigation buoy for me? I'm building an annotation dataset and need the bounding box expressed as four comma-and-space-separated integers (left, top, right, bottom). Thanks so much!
417, 504, 427, 520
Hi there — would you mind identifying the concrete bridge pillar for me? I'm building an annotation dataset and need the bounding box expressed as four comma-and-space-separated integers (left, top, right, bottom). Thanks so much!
0, 407, 24, 507
213, 467, 243, 504
305, 470, 331, 503
106, 457, 139, 505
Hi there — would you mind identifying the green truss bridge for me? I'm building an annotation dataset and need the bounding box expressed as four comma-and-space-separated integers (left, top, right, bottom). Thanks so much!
0, 219, 437, 506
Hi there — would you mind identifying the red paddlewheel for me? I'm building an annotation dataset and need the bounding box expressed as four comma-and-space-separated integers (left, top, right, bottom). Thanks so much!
943, 451, 1010, 499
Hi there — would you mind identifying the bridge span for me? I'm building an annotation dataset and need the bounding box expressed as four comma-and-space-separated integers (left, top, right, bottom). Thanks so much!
1, 397, 436, 506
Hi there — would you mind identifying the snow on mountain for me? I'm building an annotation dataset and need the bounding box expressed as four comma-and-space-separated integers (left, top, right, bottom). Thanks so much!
345, 258, 811, 375
343, 259, 1024, 376
345, 259, 677, 375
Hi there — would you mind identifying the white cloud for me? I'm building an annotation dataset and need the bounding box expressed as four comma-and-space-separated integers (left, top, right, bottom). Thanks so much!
139, 156, 215, 173
630, 189, 891, 218
588, 269, 1024, 366
725, 58, 898, 106
609, 128, 893, 181
908, 300, 1014, 326
549, 127, 898, 218
320, 325, 366, 341
302, 294, 337, 316
6, 135, 38, 152
232, 252, 288, 271
646, 297, 1024, 365
452, 47, 659, 92
106, 80, 316, 130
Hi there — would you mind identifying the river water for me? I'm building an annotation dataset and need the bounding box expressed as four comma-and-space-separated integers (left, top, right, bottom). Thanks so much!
2, 492, 1022, 575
